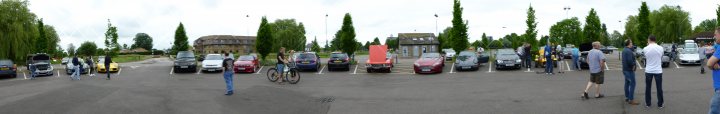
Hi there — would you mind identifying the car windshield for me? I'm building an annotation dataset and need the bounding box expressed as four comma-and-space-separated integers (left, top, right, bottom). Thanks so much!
421, 53, 440, 59
238, 56, 254, 61
331, 53, 347, 58
205, 55, 223, 60
498, 49, 515, 55
177, 52, 195, 59
0, 60, 12, 65
682, 43, 698, 54
457, 52, 476, 60
298, 53, 317, 60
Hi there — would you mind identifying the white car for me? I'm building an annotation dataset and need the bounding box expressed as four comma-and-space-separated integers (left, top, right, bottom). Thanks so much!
677, 40, 701, 65
442, 49, 456, 61
201, 54, 224, 72
65, 58, 90, 75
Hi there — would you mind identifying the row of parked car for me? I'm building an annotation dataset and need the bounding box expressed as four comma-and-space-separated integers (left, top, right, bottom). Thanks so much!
172, 51, 354, 73
61, 56, 120, 75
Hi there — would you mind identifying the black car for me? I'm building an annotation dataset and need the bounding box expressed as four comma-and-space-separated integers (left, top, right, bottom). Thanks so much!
455, 51, 480, 71
577, 43, 593, 69
174, 51, 198, 73
327, 52, 350, 71
0, 59, 17, 78
494, 49, 522, 70
478, 52, 490, 64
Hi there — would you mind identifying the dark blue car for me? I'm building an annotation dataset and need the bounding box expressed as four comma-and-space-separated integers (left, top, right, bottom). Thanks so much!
0, 59, 17, 78
295, 52, 321, 71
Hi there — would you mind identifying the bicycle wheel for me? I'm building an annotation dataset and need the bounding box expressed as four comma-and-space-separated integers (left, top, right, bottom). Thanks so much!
266, 68, 279, 82
286, 69, 301, 84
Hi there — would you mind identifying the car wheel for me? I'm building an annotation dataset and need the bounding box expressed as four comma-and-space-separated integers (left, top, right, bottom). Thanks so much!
366, 69, 372, 73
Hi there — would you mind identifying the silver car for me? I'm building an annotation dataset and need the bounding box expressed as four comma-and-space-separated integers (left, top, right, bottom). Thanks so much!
65, 58, 90, 75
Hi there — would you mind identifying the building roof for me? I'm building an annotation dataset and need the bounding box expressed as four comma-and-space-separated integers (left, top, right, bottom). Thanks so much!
691, 31, 714, 40
397, 33, 438, 45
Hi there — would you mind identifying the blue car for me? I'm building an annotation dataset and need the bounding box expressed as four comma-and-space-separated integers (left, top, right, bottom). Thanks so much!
294, 52, 321, 71
0, 59, 17, 78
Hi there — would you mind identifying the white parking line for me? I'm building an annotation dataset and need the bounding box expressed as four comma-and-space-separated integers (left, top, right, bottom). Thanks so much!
674, 62, 684, 68
117, 68, 122, 76
56, 70, 60, 77
23, 72, 27, 80
352, 64, 358, 74
487, 61, 494, 73
316, 65, 325, 74
636, 60, 644, 69
565, 60, 573, 71
449, 63, 456, 73
196, 69, 201, 74
604, 62, 610, 71
254, 66, 264, 74
169, 68, 174, 75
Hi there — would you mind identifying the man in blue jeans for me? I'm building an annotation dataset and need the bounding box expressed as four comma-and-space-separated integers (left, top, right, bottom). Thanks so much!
643, 35, 664, 109
572, 46, 580, 70
622, 39, 640, 105
705, 28, 720, 114
221, 53, 235, 95
544, 39, 553, 75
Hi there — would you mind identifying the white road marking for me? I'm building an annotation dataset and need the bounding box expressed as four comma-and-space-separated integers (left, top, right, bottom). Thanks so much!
604, 62, 610, 71
254, 66, 264, 74
117, 68, 122, 76
316, 65, 325, 74
352, 64, 358, 74
56, 70, 60, 77
23, 72, 27, 80
674, 62, 684, 68
636, 60, 644, 69
169, 68, 174, 75
565, 60, 573, 71
449, 63, 456, 73
487, 61, 494, 73
524, 68, 534, 72
196, 69, 202, 74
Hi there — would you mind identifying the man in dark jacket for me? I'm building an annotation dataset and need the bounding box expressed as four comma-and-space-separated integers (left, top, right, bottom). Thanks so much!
622, 39, 639, 105
524, 43, 532, 69
104, 53, 112, 80
222, 53, 235, 95
71, 55, 80, 80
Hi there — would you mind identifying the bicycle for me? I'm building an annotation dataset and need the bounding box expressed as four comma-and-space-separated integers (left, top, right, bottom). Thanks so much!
266, 62, 301, 84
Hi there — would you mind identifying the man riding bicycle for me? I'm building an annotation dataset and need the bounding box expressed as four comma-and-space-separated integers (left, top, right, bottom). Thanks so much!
276, 47, 289, 84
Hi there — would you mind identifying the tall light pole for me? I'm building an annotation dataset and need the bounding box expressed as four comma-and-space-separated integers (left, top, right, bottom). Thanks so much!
246, 15, 250, 36
563, 6, 571, 19
434, 14, 438, 36
325, 13, 328, 46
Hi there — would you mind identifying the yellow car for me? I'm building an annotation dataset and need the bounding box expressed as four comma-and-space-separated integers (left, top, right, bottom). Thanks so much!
96, 58, 119, 73
534, 47, 558, 68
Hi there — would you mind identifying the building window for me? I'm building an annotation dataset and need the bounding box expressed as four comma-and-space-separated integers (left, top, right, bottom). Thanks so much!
419, 38, 424, 41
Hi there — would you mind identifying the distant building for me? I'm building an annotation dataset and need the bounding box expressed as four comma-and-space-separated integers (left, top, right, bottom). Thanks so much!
193, 35, 256, 54
397, 33, 439, 58
120, 48, 149, 54
691, 31, 714, 43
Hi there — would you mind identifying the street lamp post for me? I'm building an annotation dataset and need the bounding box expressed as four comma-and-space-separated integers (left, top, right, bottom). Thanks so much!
563, 7, 571, 19
326, 13, 328, 48
246, 15, 250, 36
434, 14, 438, 36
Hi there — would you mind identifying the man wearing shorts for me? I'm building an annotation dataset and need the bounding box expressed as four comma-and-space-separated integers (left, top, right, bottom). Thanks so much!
581, 41, 605, 100
276, 47, 288, 84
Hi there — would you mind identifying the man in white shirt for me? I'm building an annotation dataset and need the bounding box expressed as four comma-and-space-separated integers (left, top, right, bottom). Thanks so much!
642, 35, 664, 109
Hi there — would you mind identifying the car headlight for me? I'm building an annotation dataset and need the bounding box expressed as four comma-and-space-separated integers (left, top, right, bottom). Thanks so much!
497, 60, 503, 63
413, 63, 420, 66
516, 59, 522, 63
174, 63, 179, 66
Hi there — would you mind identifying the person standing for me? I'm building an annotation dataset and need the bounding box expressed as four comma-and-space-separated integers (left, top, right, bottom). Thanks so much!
71, 55, 80, 80
705, 28, 720, 113
276, 47, 288, 85
701, 42, 707, 74
557, 44, 564, 73
222, 53, 235, 95
85, 57, 94, 77
581, 41, 606, 100
622, 39, 640, 105
643, 35, 664, 108
706, 43, 715, 74
104, 53, 112, 80
28, 59, 36, 80
524, 43, 532, 69
544, 40, 553, 75
572, 46, 580, 70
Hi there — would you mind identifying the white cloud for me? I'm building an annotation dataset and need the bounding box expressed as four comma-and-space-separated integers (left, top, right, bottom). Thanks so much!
26, 0, 718, 50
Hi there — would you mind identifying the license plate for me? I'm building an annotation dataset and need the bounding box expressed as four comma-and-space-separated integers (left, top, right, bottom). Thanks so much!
208, 69, 216, 72
0, 68, 7, 70
302, 62, 310, 64
180, 66, 188, 68
505, 64, 514, 67
334, 60, 342, 63
238, 68, 245, 70
422, 69, 431, 72
462, 66, 470, 69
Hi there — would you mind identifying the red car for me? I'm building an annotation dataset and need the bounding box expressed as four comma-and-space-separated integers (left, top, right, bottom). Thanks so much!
413, 53, 445, 74
234, 55, 260, 73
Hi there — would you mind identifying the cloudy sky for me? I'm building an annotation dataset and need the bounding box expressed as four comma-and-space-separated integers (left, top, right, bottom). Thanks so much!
26, 0, 718, 50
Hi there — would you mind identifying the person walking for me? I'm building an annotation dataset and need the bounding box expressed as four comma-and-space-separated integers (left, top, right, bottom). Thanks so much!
85, 57, 95, 77
544, 39, 554, 75
104, 53, 112, 80
581, 41, 606, 100
572, 46, 581, 70
222, 53, 235, 95
71, 55, 80, 80
643, 35, 664, 108
524, 43, 532, 69
622, 39, 640, 105
705, 28, 720, 114
706, 43, 715, 74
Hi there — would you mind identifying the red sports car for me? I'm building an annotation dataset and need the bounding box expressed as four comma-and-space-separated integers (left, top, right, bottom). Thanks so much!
234, 55, 259, 73
413, 53, 445, 74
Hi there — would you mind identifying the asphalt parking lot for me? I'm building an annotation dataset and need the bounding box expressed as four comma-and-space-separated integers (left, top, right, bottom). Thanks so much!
0, 52, 715, 114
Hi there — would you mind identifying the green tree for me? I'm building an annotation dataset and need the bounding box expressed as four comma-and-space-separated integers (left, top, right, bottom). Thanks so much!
549, 17, 583, 46
311, 37, 321, 53
363, 41, 371, 50
525, 5, 539, 49
437, 27, 452, 49
384, 37, 398, 50
122, 44, 128, 50
609, 30, 623, 47
256, 17, 274, 60
337, 13, 358, 56
171, 22, 190, 55
470, 40, 481, 48
624, 15, 642, 46
480, 33, 489, 48
0, 0, 39, 63
371, 37, 381, 45
67, 43, 76, 56
649, 5, 691, 43
694, 19, 718, 34
717, 5, 719, 27
584, 8, 603, 43
131, 33, 153, 50
44, 25, 60, 57
637, 2, 652, 47
269, 19, 306, 51
77, 41, 98, 56
36, 18, 48, 53
450, 0, 469, 52
104, 19, 120, 57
